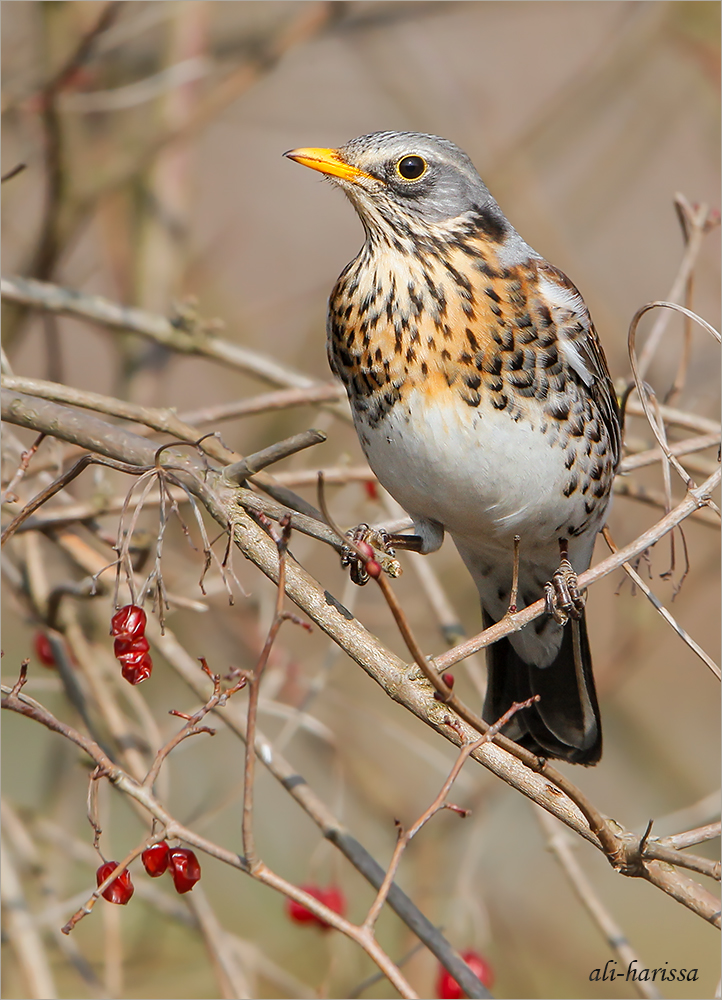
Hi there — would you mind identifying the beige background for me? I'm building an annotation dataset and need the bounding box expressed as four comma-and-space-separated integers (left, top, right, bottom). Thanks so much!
2, 3, 720, 998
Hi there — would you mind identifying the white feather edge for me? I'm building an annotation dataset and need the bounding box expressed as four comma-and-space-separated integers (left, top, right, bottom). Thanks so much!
537, 273, 594, 387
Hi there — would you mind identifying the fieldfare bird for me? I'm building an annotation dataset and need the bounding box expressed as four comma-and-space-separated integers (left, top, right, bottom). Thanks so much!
286, 131, 621, 764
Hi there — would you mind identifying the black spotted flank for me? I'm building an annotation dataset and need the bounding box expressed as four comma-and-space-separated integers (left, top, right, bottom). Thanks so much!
547, 398, 570, 421
563, 475, 578, 497
492, 326, 515, 351
507, 369, 534, 389
505, 349, 524, 371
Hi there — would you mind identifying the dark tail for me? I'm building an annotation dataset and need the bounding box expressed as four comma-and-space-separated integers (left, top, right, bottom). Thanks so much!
482, 610, 602, 765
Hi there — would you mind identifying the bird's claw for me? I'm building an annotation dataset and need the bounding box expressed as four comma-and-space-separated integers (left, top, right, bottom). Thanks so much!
340, 524, 402, 585
544, 557, 586, 625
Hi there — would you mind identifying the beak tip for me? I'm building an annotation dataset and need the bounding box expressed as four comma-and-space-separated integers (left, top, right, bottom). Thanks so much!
282, 146, 368, 184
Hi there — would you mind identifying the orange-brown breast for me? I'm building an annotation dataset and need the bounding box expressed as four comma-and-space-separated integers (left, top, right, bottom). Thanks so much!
329, 235, 569, 426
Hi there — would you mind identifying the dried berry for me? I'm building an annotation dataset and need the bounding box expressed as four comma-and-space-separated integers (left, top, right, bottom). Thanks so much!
114, 635, 150, 659
34, 631, 56, 668
113, 628, 153, 684
168, 848, 201, 893
120, 653, 153, 685
285, 884, 346, 930
436, 950, 494, 999
111, 605, 147, 640
96, 862, 134, 905
141, 841, 170, 877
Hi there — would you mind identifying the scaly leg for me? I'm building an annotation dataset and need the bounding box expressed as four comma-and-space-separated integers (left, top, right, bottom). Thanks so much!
340, 524, 412, 585
544, 538, 586, 625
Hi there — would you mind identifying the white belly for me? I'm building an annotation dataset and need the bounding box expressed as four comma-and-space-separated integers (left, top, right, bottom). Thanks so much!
356, 387, 593, 554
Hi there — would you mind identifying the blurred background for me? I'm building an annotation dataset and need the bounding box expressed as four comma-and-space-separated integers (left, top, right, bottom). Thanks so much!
2, 2, 720, 998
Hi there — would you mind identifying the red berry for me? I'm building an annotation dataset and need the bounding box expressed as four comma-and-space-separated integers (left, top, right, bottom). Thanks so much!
318, 885, 346, 918
285, 884, 346, 930
355, 540, 374, 560
434, 672, 456, 701
96, 862, 134, 905
436, 950, 494, 999
111, 605, 147, 640
365, 559, 381, 579
34, 631, 56, 667
121, 652, 153, 685
168, 848, 201, 893
286, 893, 318, 925
141, 841, 169, 877
364, 480, 379, 501
114, 635, 150, 659
114, 633, 153, 684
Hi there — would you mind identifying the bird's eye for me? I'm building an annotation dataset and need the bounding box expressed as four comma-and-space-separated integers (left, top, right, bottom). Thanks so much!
396, 155, 427, 181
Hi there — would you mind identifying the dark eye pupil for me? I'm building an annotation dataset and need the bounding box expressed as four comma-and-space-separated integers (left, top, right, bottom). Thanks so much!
398, 155, 425, 180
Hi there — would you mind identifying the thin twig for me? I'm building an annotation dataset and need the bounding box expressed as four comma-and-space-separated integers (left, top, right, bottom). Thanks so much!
636, 199, 717, 378
178, 382, 345, 424
658, 822, 720, 851
624, 397, 720, 437
612, 481, 720, 529
602, 528, 720, 679
536, 807, 662, 1000
363, 699, 536, 936
142, 659, 246, 790
242, 516, 302, 869
641, 842, 719, 881
628, 301, 720, 490
31, 2, 123, 283
619, 430, 720, 474
1, 163, 27, 184
2, 453, 150, 547
1, 276, 350, 415
1, 431, 46, 502
223, 430, 327, 483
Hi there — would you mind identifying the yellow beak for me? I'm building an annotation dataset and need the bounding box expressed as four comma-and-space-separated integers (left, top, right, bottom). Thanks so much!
284, 147, 373, 184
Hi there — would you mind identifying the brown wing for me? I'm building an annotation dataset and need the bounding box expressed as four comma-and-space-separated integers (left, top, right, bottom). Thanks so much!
536, 260, 622, 469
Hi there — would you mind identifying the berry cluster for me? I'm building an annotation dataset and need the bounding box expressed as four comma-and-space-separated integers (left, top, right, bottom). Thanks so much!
111, 605, 152, 685
285, 883, 346, 930
142, 841, 201, 894
94, 842, 201, 907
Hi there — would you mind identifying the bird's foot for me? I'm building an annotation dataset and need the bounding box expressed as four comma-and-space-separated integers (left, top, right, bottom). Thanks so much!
340, 524, 403, 585
544, 541, 586, 625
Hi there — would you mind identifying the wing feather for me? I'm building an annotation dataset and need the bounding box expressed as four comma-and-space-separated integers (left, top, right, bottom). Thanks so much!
536, 260, 621, 468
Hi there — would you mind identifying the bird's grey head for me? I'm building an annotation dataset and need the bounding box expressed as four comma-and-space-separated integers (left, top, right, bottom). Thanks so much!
285, 130, 511, 243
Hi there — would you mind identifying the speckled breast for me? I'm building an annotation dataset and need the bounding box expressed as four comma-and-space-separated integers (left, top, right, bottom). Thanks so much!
327, 236, 616, 545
